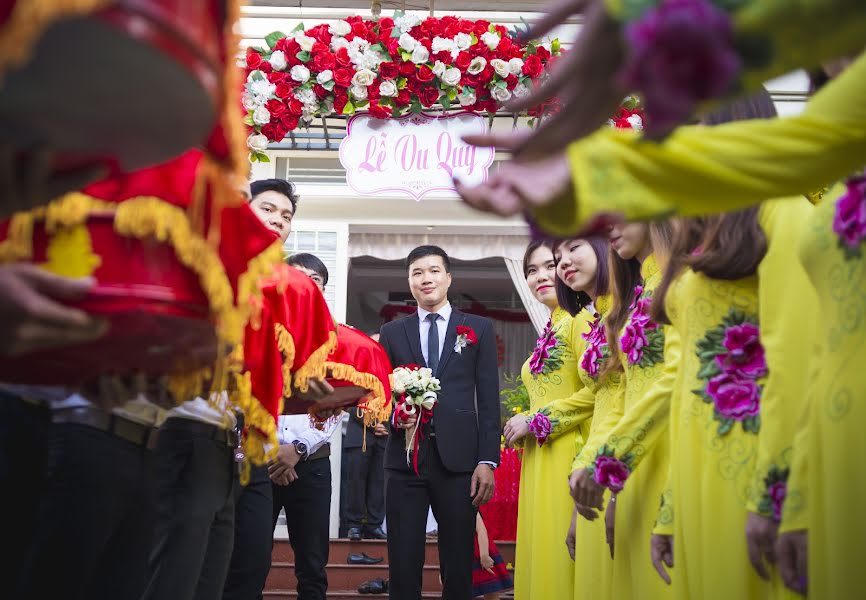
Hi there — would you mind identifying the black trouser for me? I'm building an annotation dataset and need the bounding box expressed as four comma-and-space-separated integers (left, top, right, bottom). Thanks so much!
385, 438, 477, 600
272, 456, 332, 600
343, 439, 386, 530
0, 392, 50, 591
222, 464, 274, 600
143, 417, 237, 600
13, 419, 155, 600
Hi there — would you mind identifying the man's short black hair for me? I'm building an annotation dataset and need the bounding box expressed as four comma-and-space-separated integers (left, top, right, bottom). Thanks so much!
286, 252, 329, 287
406, 245, 450, 272
250, 179, 299, 214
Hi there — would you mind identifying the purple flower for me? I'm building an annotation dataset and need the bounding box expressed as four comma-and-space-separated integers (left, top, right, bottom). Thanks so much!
833, 175, 866, 249
621, 321, 649, 365
707, 372, 760, 420
594, 456, 631, 492
528, 412, 552, 445
768, 480, 787, 522
716, 322, 767, 378
581, 319, 607, 377
529, 321, 558, 375
621, 0, 741, 136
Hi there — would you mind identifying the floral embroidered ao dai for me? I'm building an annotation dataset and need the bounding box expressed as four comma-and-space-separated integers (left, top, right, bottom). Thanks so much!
514, 307, 593, 600
659, 199, 811, 600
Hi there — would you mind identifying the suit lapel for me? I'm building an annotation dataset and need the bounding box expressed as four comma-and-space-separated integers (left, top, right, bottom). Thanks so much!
436, 310, 463, 376
402, 313, 425, 367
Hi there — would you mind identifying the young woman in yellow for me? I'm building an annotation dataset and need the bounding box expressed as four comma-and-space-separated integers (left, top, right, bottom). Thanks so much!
569, 221, 677, 600
502, 239, 602, 600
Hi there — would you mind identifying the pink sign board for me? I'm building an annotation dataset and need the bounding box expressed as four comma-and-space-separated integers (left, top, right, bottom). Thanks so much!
338, 112, 495, 201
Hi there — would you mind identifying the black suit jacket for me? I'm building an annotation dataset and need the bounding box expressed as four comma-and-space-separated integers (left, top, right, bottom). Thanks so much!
344, 410, 387, 450
378, 309, 500, 474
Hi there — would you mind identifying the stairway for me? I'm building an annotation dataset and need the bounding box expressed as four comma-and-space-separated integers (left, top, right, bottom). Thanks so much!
264, 538, 515, 598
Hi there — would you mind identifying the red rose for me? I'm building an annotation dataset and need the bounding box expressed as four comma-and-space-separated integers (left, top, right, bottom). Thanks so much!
335, 47, 352, 67
258, 61, 273, 74
267, 71, 285, 84
266, 99, 286, 117
367, 85, 380, 101
498, 36, 513, 53
275, 82, 294, 99
378, 26, 393, 41
535, 45, 551, 61
333, 67, 353, 87
473, 20, 491, 36
281, 114, 300, 131
308, 24, 332, 45
477, 65, 494, 85
399, 62, 416, 77
368, 102, 392, 119
246, 48, 262, 70
420, 18, 440, 36
379, 62, 399, 80
455, 52, 471, 70
462, 74, 479, 88
396, 89, 411, 106
420, 86, 440, 107
346, 15, 362, 24
378, 17, 394, 29
459, 19, 474, 34
312, 51, 336, 72
351, 21, 367, 37
433, 51, 453, 65
288, 99, 304, 116
415, 64, 434, 83
314, 84, 329, 99
522, 54, 543, 78
383, 38, 399, 58
273, 37, 289, 53
444, 25, 459, 39
505, 74, 518, 89
333, 93, 349, 114
405, 77, 422, 94
311, 41, 329, 55
261, 123, 280, 140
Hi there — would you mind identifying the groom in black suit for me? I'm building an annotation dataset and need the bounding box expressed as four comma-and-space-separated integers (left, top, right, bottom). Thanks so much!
378, 245, 500, 600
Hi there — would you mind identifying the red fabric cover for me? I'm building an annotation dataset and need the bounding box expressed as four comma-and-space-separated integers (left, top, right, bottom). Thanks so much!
481, 448, 521, 541
327, 323, 393, 411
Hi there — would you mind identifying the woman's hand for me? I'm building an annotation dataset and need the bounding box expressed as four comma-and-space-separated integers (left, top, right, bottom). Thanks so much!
650, 534, 674, 584
503, 413, 531, 444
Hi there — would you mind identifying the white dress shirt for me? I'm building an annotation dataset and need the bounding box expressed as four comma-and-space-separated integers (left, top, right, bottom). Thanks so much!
277, 414, 340, 456
418, 302, 452, 367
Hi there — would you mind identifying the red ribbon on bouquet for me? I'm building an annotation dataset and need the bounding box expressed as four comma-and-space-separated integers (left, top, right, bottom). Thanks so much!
395, 396, 434, 475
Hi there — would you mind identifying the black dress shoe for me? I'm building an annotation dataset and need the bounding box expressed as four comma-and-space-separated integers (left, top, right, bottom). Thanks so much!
347, 526, 363, 541
365, 526, 387, 540
348, 552, 384, 565
358, 578, 388, 594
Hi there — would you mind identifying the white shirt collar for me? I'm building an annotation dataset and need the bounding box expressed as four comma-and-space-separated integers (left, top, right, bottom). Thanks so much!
418, 301, 452, 323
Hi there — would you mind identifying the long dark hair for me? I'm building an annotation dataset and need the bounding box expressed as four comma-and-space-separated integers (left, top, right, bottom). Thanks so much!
553, 237, 611, 316
650, 217, 714, 324
602, 220, 676, 377
522, 239, 555, 277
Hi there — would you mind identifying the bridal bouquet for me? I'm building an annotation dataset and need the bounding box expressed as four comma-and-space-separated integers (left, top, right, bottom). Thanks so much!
391, 364, 440, 473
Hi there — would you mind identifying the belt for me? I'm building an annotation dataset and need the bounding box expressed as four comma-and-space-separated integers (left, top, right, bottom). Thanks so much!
307, 444, 330, 461
52, 406, 156, 448
158, 417, 239, 449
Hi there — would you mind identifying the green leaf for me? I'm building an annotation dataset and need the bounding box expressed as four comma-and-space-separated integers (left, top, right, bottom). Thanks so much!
410, 100, 423, 114
252, 150, 271, 163
371, 42, 387, 53
716, 418, 734, 436
696, 361, 721, 380
526, 42, 537, 55
291, 22, 305, 33
401, 50, 412, 62
242, 113, 255, 126
551, 38, 561, 53
440, 94, 451, 110
488, 24, 496, 33
296, 50, 311, 63
494, 80, 508, 89
461, 86, 476, 97
251, 71, 265, 82
391, 27, 402, 39
397, 77, 408, 90
342, 101, 356, 115
447, 88, 458, 101
265, 31, 286, 50
470, 32, 478, 45
251, 46, 267, 54
393, 9, 405, 17
321, 79, 336, 91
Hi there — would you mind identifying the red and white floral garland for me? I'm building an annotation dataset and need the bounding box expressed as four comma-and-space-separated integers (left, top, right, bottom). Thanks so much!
242, 12, 562, 161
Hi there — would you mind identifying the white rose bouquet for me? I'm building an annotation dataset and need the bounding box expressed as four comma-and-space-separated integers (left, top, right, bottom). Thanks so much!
391, 364, 440, 473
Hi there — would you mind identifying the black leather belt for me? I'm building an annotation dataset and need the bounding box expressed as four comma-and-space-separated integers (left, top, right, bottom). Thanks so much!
159, 416, 239, 449
307, 444, 331, 461
52, 406, 157, 448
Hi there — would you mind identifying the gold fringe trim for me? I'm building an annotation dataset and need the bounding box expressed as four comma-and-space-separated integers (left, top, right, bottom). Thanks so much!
324, 362, 390, 427
274, 322, 297, 397
292, 330, 338, 394
0, 0, 114, 83
0, 213, 35, 262
232, 369, 279, 469
166, 367, 213, 406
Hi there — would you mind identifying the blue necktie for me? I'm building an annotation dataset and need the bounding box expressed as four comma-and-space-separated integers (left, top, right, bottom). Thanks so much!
426, 313, 440, 374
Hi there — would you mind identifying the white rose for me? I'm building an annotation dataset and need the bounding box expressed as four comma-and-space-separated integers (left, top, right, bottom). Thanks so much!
352, 68, 376, 87
348, 49, 365, 67
480, 31, 500, 50
394, 14, 420, 33
458, 91, 476, 106
249, 79, 276, 100
379, 80, 398, 97
441, 67, 462, 87
330, 36, 350, 52
329, 20, 352, 37
349, 37, 370, 52
513, 83, 530, 99
420, 391, 437, 410
294, 88, 317, 105
508, 57, 524, 75
398, 32, 418, 52
246, 70, 260, 84
626, 114, 644, 130
454, 32, 472, 51
350, 85, 368, 100
491, 86, 512, 102
431, 36, 455, 55
295, 34, 316, 52
411, 45, 430, 65
490, 58, 510, 78
361, 51, 383, 71
467, 56, 487, 75
431, 60, 447, 79
268, 50, 287, 71
316, 70, 334, 85
241, 93, 259, 111
252, 105, 271, 125
290, 64, 311, 83
247, 133, 269, 151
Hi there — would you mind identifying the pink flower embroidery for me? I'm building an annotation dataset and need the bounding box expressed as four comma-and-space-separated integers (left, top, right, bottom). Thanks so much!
706, 372, 760, 421
581, 318, 608, 378
528, 412, 552, 445
833, 173, 866, 252
529, 320, 561, 376
716, 322, 767, 378
621, 0, 741, 136
593, 455, 631, 493
621, 321, 650, 365
620, 284, 663, 367
768, 480, 787, 523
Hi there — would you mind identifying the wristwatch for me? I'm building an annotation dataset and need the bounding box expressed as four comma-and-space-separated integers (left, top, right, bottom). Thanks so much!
292, 440, 309, 460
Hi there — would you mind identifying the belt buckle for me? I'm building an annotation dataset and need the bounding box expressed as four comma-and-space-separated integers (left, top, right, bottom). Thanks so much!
232, 409, 245, 463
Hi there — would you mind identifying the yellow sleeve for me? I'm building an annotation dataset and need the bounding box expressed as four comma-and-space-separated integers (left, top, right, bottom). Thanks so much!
605, 0, 866, 98
572, 378, 625, 472
747, 198, 819, 519
779, 395, 812, 533
532, 50, 866, 236
588, 325, 681, 487
653, 467, 675, 536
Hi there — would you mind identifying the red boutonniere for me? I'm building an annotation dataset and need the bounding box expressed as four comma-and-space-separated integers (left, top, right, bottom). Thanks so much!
454, 325, 478, 354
